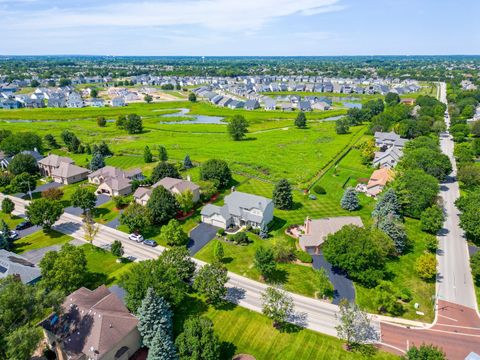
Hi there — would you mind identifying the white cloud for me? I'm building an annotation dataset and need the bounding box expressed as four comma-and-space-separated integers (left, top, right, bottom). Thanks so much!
2, 0, 344, 31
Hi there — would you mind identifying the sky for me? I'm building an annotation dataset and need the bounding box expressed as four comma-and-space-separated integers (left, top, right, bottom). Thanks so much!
1, 0, 479, 56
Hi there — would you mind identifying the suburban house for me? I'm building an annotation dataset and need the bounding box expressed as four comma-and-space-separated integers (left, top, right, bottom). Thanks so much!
373, 131, 408, 168
39, 154, 89, 184
90, 98, 105, 107
244, 99, 260, 110
374, 131, 408, 150
299, 216, 364, 254
111, 96, 126, 107
373, 146, 404, 168
201, 191, 274, 229
133, 177, 200, 205
40, 285, 141, 360
88, 166, 144, 196
366, 167, 394, 197
0, 249, 41, 284
66, 92, 84, 108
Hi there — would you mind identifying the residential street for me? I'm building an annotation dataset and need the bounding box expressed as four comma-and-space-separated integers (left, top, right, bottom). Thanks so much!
437, 82, 477, 309
3, 193, 371, 338
379, 82, 480, 358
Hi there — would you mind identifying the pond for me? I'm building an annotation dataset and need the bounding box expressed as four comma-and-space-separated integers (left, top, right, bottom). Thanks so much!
159, 108, 225, 124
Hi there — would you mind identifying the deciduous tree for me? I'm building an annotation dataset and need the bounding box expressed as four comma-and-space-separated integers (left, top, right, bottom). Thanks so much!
254, 247, 276, 279
227, 115, 249, 141
71, 187, 97, 214
120, 203, 151, 233
1, 198, 14, 216
159, 219, 189, 247
147, 186, 179, 225
151, 162, 179, 183
26, 199, 63, 230
193, 262, 228, 304
7, 153, 38, 175
200, 159, 231, 189
261, 287, 294, 329
420, 205, 444, 234
175, 317, 221, 360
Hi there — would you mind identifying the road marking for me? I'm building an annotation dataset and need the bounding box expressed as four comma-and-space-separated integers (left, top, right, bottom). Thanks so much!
427, 328, 480, 338
438, 314, 458, 322
379, 342, 406, 354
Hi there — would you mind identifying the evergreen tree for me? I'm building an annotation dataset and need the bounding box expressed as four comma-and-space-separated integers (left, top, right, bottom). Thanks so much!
0, 220, 11, 250
144, 146, 153, 163
213, 242, 224, 261
147, 328, 178, 360
340, 187, 359, 211
183, 154, 193, 169
295, 112, 307, 128
272, 179, 293, 210
188, 93, 197, 102
372, 188, 401, 221
378, 217, 407, 254
89, 152, 105, 170
137, 288, 174, 347
158, 146, 168, 161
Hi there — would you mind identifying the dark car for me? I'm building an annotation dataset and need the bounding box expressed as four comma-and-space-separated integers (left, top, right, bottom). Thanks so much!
143, 239, 157, 247
15, 221, 33, 231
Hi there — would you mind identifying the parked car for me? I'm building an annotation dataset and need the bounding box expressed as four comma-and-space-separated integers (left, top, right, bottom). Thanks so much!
143, 239, 157, 247
0, 230, 19, 240
128, 233, 144, 242
15, 221, 33, 231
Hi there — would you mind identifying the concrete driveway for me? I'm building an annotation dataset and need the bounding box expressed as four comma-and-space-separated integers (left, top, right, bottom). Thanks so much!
188, 223, 219, 255
311, 253, 355, 305
65, 194, 110, 216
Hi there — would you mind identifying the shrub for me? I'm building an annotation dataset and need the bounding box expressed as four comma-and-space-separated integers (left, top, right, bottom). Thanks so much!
216, 228, 225, 237
295, 250, 313, 263
41, 187, 64, 201
397, 288, 413, 303
111, 240, 124, 257
425, 234, 438, 253
229, 231, 250, 245
313, 185, 326, 195
415, 253, 437, 280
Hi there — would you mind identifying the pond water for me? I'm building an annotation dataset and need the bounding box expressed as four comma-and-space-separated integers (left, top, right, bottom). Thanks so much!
159, 108, 225, 124
341, 102, 362, 109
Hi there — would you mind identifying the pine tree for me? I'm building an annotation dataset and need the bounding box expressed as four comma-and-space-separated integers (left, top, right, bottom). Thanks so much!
158, 146, 168, 162
144, 146, 153, 163
340, 187, 359, 211
147, 328, 178, 360
272, 179, 293, 210
295, 112, 307, 128
0, 220, 11, 250
137, 288, 174, 348
259, 222, 269, 239
213, 241, 224, 262
372, 188, 401, 221
89, 152, 105, 170
378, 217, 407, 254
183, 155, 193, 169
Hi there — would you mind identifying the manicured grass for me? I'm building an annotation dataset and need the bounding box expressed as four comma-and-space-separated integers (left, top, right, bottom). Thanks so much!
81, 244, 134, 286
13, 229, 73, 254
0, 212, 24, 228
196, 234, 321, 298
174, 295, 398, 360
355, 219, 435, 322
93, 201, 120, 224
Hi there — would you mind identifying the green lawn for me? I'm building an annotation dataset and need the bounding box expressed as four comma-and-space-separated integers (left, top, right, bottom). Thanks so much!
93, 201, 120, 224
174, 294, 398, 360
13, 229, 73, 254
81, 244, 134, 286
0, 212, 24, 228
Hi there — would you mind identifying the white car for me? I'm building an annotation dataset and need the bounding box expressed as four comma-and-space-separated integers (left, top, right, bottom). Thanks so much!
128, 233, 144, 242
0, 230, 19, 240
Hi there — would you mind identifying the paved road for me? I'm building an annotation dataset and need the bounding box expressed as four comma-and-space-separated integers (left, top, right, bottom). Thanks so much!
3, 193, 359, 337
311, 253, 355, 305
436, 82, 477, 309
381, 301, 480, 360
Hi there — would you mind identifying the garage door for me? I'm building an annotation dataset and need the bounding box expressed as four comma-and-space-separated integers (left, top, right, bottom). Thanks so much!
212, 219, 224, 228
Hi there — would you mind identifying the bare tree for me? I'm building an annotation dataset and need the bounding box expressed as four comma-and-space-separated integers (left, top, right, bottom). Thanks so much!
335, 299, 379, 350
82, 211, 99, 245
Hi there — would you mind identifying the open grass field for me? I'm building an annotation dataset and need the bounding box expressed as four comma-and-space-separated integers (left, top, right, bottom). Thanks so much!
0, 103, 361, 187
93, 200, 121, 224
13, 229, 73, 254
174, 294, 398, 360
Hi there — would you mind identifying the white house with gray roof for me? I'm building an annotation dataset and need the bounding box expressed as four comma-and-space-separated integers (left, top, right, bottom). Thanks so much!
201, 191, 273, 229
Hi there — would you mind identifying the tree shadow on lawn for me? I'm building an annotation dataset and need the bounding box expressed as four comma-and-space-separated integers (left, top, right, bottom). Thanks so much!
173, 293, 209, 336
13, 229, 63, 251
85, 271, 109, 289
291, 202, 303, 211
266, 268, 288, 284
220, 256, 234, 264
220, 341, 237, 360
268, 217, 287, 232
92, 207, 112, 220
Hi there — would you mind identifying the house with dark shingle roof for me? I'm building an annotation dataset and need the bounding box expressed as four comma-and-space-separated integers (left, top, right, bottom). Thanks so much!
40, 285, 141, 360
